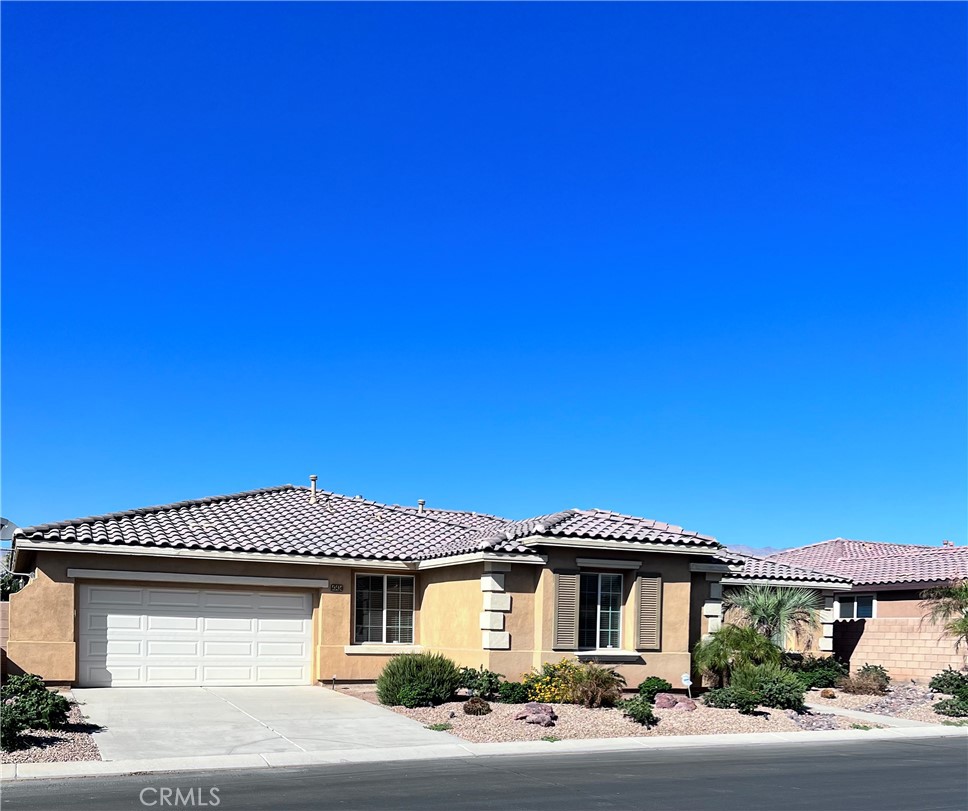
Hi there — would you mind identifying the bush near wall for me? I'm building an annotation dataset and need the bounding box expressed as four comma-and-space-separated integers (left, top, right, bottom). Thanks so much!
376, 653, 463, 708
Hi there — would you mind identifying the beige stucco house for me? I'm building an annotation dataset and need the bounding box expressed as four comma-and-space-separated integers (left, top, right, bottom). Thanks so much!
6, 481, 740, 689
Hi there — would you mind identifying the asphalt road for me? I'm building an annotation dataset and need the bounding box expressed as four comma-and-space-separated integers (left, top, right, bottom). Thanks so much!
3, 737, 967, 811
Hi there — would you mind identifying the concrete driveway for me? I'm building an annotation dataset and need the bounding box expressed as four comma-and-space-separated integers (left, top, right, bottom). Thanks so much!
72, 686, 448, 760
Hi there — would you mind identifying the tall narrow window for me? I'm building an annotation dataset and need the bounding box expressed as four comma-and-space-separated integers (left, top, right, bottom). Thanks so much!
354, 575, 414, 644
577, 572, 623, 649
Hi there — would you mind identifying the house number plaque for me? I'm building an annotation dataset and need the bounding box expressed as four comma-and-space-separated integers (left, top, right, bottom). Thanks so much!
330, 584, 344, 592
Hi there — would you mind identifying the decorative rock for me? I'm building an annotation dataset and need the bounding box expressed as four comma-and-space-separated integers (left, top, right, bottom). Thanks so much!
654, 693, 678, 709
513, 701, 557, 726
524, 713, 555, 727
820, 689, 836, 699
670, 697, 697, 711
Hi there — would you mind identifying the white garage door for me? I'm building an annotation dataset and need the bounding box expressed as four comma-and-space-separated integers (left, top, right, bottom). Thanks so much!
78, 584, 313, 687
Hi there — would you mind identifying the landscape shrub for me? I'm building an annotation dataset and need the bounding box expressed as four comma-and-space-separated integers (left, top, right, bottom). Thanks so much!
15, 690, 70, 730
0, 673, 71, 732
857, 664, 890, 690
1, 673, 48, 699
619, 697, 658, 727
376, 653, 462, 707
692, 624, 781, 687
933, 697, 968, 718
780, 653, 848, 690
523, 660, 580, 703
837, 673, 888, 696
637, 677, 673, 704
702, 687, 761, 715
929, 668, 968, 696
567, 663, 627, 708
732, 663, 805, 712
495, 681, 530, 704
1, 700, 27, 751
462, 697, 492, 716
457, 666, 503, 700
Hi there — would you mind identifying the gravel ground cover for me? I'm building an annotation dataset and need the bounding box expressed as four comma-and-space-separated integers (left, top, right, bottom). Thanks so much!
0, 699, 102, 764
807, 684, 948, 724
394, 700, 856, 743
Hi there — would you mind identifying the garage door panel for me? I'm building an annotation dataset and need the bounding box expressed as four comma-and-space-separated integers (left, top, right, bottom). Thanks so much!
147, 589, 200, 608
203, 640, 253, 656
78, 585, 313, 687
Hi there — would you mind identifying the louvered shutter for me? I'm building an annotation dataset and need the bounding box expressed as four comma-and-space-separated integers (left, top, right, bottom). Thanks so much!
635, 575, 662, 651
553, 572, 580, 650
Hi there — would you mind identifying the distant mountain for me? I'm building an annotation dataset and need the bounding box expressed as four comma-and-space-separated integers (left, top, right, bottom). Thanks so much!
727, 544, 786, 558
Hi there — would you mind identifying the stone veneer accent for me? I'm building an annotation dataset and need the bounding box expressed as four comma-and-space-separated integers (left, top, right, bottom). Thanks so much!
480, 562, 511, 649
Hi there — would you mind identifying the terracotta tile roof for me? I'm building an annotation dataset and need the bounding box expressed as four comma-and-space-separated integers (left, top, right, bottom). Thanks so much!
767, 538, 968, 586
723, 551, 852, 585
13, 486, 721, 563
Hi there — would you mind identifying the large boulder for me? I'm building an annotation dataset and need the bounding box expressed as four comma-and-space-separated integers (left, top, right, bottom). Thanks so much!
524, 713, 556, 727
514, 701, 557, 726
654, 693, 678, 709
670, 697, 697, 711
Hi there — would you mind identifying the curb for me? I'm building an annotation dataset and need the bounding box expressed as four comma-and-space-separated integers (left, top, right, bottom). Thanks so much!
3, 724, 966, 781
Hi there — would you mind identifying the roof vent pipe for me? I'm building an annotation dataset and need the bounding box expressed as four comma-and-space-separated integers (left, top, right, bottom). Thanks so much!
417, 499, 426, 514
309, 475, 318, 504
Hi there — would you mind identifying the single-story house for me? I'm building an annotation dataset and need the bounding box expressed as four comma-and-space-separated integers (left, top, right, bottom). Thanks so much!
7, 480, 740, 688
723, 539, 968, 682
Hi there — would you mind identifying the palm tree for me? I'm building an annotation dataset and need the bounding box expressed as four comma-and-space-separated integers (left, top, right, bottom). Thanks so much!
692, 624, 781, 687
921, 579, 968, 651
724, 585, 822, 648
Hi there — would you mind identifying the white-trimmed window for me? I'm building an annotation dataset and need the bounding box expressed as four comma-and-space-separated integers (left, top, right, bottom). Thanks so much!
354, 575, 415, 644
578, 572, 623, 649
837, 594, 875, 620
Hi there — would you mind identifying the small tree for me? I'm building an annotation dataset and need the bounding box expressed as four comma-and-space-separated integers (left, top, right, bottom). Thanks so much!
1, 554, 25, 601
921, 579, 968, 651
724, 585, 822, 648
692, 624, 781, 687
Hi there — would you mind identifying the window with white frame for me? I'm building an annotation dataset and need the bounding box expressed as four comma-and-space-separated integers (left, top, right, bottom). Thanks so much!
354, 575, 415, 644
837, 594, 875, 619
578, 572, 623, 649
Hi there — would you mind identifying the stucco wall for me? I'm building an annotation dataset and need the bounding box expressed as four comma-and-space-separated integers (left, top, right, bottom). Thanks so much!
418, 562, 488, 668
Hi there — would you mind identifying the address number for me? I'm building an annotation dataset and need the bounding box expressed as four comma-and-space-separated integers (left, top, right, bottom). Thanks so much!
330, 584, 344, 592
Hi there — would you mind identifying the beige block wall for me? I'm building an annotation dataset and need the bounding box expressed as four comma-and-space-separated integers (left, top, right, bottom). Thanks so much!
834, 618, 967, 682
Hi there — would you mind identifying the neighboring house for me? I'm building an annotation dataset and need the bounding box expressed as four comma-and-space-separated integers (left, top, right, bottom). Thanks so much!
7, 481, 740, 688
763, 539, 968, 681
719, 552, 853, 653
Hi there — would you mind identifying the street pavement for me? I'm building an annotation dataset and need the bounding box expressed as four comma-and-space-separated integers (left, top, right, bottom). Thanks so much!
3, 735, 966, 811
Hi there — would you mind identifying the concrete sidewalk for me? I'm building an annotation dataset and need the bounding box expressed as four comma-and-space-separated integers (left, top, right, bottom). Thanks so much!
803, 702, 934, 728
4, 724, 966, 782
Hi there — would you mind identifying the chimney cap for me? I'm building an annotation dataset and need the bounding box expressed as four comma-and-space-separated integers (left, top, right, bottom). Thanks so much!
417, 499, 426, 514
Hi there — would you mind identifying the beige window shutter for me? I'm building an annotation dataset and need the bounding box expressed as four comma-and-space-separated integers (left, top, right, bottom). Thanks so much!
635, 575, 662, 651
552, 572, 580, 650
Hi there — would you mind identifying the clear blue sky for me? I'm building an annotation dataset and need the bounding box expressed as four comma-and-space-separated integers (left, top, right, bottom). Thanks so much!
2, 3, 965, 550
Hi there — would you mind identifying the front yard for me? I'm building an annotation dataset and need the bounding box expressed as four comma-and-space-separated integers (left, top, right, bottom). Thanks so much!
1, 696, 101, 764
807, 684, 949, 725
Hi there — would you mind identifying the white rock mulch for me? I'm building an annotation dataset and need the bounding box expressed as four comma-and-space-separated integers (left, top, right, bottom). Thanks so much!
1, 701, 102, 764
394, 700, 855, 743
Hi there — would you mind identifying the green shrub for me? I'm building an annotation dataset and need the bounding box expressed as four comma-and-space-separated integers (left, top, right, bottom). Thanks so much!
692, 624, 781, 687
567, 663, 626, 708
934, 697, 968, 718
619, 697, 658, 727
495, 681, 530, 704
780, 653, 848, 690
638, 677, 673, 704
857, 664, 890, 690
929, 668, 968, 696
703, 686, 762, 714
1, 701, 27, 751
376, 653, 462, 707
457, 666, 503, 699
1, 673, 48, 698
15, 690, 70, 730
732, 663, 805, 712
